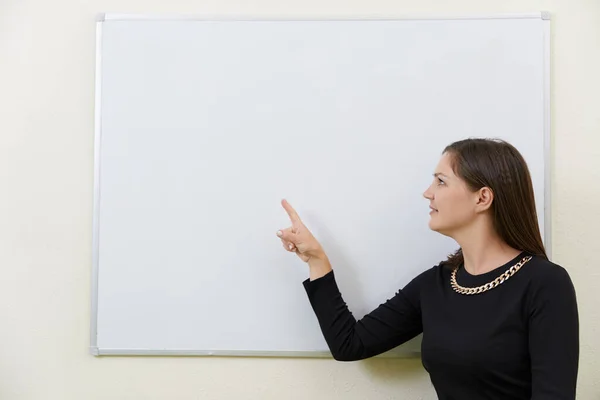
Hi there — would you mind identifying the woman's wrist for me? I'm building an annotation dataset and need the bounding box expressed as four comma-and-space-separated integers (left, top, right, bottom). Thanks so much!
308, 251, 332, 281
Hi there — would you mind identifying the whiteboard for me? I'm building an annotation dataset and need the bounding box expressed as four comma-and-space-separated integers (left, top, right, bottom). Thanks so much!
91, 14, 551, 357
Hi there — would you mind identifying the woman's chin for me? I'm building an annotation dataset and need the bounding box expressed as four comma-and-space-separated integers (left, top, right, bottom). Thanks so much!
428, 220, 439, 232
428, 219, 450, 236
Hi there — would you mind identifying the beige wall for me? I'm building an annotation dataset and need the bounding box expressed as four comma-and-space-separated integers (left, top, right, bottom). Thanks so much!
1, 0, 598, 398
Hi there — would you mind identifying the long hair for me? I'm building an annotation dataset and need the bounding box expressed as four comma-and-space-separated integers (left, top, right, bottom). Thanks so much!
441, 138, 548, 269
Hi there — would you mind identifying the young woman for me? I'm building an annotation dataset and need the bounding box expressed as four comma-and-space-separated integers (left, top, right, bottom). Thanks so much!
276, 138, 579, 399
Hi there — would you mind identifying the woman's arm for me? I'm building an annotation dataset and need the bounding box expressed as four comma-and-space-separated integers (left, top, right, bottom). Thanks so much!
529, 266, 579, 399
277, 199, 424, 360
303, 262, 425, 361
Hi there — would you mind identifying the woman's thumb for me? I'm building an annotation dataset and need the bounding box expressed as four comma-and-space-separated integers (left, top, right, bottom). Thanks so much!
276, 229, 295, 243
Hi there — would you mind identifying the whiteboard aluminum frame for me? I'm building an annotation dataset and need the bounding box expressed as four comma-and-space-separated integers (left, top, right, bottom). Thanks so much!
97, 12, 551, 21
90, 13, 552, 357
543, 15, 553, 259
90, 348, 421, 358
90, 19, 103, 357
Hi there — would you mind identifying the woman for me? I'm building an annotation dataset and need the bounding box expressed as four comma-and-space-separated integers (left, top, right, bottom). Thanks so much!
276, 138, 579, 399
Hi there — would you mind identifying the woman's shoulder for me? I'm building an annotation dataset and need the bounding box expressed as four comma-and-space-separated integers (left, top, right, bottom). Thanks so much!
525, 254, 572, 278
403, 261, 450, 290
522, 254, 576, 295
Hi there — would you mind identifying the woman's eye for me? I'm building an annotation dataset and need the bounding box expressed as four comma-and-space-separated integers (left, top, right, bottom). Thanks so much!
437, 178, 445, 185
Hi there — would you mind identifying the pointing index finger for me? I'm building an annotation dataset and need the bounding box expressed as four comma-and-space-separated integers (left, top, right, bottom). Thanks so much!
281, 199, 301, 223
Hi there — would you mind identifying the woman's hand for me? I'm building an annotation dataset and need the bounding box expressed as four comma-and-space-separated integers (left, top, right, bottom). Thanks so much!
277, 199, 325, 263
277, 199, 332, 280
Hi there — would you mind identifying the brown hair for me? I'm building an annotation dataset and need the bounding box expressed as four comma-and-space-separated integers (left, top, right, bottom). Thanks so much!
441, 138, 548, 269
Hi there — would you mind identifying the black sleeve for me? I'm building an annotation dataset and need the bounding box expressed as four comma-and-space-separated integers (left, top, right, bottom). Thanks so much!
303, 269, 426, 361
528, 266, 579, 399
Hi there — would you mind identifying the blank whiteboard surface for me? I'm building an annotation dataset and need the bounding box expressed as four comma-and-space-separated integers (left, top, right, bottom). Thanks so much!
92, 14, 550, 356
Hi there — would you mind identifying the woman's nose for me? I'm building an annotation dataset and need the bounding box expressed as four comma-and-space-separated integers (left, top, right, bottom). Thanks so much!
423, 188, 433, 200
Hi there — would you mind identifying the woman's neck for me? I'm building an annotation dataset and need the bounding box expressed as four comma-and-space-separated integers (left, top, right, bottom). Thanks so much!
454, 222, 522, 276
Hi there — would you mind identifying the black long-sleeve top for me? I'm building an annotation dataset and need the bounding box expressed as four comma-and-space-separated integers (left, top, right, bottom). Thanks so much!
303, 252, 579, 399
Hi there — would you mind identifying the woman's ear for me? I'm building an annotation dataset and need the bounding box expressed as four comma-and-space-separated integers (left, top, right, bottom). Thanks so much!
475, 187, 494, 212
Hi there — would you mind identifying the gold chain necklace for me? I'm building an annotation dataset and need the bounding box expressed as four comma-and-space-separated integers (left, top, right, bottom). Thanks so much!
450, 256, 532, 295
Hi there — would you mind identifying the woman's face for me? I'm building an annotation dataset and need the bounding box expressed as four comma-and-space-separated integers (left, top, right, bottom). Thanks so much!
423, 153, 480, 237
